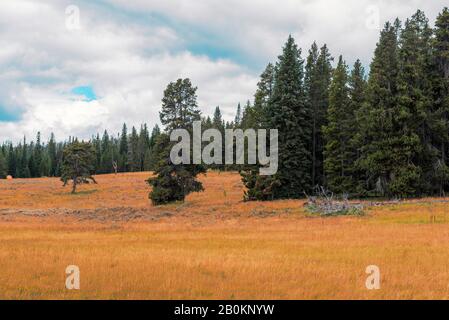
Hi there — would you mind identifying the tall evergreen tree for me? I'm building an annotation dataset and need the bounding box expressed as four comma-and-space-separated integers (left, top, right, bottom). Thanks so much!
119, 123, 128, 172
358, 22, 409, 197
128, 127, 140, 172
100, 130, 113, 173
19, 137, 30, 178
323, 56, 356, 194
33, 132, 43, 177
48, 133, 57, 176
7, 143, 16, 177
349, 59, 367, 194
431, 7, 449, 195
138, 124, 150, 171
239, 63, 276, 195
305, 43, 333, 189
93, 133, 101, 171
148, 78, 206, 204
396, 10, 435, 195
28, 142, 38, 178
264, 35, 311, 198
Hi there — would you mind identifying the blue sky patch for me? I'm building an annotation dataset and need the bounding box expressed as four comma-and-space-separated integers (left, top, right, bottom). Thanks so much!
0, 105, 20, 122
72, 86, 97, 101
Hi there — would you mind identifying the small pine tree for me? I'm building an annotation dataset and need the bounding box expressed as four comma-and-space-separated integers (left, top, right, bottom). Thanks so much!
61, 142, 97, 193
147, 134, 205, 205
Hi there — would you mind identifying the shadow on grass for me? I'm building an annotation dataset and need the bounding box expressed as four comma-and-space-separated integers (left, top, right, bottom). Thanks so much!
58, 189, 98, 196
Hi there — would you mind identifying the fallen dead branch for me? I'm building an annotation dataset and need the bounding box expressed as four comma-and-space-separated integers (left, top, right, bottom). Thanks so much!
304, 187, 364, 216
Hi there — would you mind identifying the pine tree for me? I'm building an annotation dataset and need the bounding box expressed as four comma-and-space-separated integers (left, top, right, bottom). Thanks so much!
323, 56, 356, 194
34, 132, 43, 177
0, 151, 7, 179
212, 106, 224, 131
119, 123, 128, 172
305, 43, 333, 189
93, 134, 101, 172
349, 59, 367, 194
248, 35, 311, 199
234, 103, 242, 127
145, 125, 161, 171
48, 133, 57, 176
40, 152, 51, 177
431, 7, 449, 195
19, 137, 30, 178
211, 106, 225, 170
160, 78, 201, 131
148, 79, 205, 204
138, 124, 150, 171
28, 142, 37, 178
395, 10, 435, 195
305, 42, 319, 189
100, 130, 113, 173
128, 127, 140, 172
147, 134, 205, 205
61, 141, 97, 194
358, 22, 409, 197
240, 100, 256, 130
7, 144, 16, 177
240, 63, 276, 195
253, 63, 275, 127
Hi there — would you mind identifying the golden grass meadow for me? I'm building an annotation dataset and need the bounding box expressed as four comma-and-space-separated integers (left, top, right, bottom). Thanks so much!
0, 171, 449, 300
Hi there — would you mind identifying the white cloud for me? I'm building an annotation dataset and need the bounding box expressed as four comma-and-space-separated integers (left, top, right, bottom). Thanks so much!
0, 0, 447, 142
105, 0, 447, 65
0, 0, 257, 142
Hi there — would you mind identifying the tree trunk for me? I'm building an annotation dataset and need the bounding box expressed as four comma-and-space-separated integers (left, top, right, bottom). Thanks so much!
71, 178, 77, 194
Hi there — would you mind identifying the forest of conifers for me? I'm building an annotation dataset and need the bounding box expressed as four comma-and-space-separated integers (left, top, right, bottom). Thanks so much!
1, 8, 448, 199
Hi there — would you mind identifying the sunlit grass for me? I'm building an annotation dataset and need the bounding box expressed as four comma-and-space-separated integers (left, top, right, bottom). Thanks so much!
0, 172, 449, 299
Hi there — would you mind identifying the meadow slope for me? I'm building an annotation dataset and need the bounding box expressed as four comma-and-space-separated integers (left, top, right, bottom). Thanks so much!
0, 172, 448, 299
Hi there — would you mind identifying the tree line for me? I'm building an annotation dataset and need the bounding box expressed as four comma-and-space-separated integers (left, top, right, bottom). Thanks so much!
0, 124, 162, 179
241, 8, 449, 200
0, 104, 243, 182
2, 8, 448, 202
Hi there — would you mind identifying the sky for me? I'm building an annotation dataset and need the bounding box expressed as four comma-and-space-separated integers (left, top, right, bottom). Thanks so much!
0, 0, 447, 143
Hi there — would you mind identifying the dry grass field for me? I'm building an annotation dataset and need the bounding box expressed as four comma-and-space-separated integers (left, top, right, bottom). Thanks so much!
1, 171, 449, 299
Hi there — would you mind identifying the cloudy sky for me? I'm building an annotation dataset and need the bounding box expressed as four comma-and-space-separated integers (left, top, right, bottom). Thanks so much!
0, 0, 447, 143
